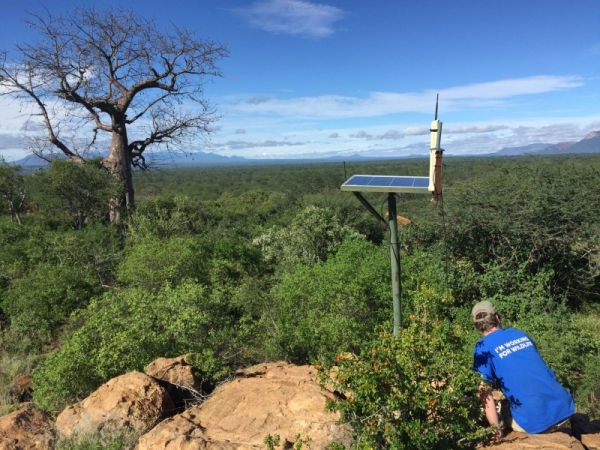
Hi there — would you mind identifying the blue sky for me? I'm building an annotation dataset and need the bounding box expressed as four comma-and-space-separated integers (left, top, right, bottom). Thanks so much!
1, 0, 599, 161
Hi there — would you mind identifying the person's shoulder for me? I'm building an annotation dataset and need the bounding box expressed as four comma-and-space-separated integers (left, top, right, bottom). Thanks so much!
479, 328, 509, 346
474, 336, 486, 350
505, 327, 530, 338
474, 332, 496, 351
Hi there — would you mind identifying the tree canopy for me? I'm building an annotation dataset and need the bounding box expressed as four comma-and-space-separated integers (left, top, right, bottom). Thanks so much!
0, 6, 228, 221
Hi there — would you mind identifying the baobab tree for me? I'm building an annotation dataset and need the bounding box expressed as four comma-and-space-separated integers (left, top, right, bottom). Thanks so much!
0, 6, 228, 222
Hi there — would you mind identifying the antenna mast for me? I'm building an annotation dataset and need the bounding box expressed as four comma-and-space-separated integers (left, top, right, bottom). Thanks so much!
428, 94, 444, 202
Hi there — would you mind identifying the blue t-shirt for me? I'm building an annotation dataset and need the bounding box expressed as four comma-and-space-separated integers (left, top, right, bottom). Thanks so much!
473, 327, 574, 434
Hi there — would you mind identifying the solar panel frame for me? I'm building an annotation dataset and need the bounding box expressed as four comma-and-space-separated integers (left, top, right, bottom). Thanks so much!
341, 175, 431, 194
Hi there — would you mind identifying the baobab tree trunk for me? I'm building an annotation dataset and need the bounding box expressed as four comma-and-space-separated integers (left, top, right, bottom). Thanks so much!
102, 121, 134, 223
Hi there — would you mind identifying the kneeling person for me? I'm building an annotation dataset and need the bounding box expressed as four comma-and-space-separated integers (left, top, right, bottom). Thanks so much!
472, 301, 574, 437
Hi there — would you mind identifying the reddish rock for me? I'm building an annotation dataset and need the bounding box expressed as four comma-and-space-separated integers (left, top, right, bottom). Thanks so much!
484, 431, 584, 449
55, 371, 174, 439
582, 433, 600, 450
0, 403, 56, 450
136, 362, 353, 450
145, 355, 200, 391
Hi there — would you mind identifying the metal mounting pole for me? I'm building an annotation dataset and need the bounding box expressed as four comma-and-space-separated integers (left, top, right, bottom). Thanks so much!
433, 149, 444, 202
388, 193, 401, 336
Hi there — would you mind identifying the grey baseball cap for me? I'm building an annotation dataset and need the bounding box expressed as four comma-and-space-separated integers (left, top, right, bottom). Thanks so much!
471, 301, 497, 322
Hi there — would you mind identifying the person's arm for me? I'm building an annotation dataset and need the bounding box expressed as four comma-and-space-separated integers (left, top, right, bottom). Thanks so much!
479, 381, 504, 440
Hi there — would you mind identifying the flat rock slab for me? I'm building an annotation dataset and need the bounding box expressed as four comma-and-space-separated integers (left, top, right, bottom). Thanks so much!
486, 431, 585, 449
136, 362, 352, 450
0, 404, 56, 450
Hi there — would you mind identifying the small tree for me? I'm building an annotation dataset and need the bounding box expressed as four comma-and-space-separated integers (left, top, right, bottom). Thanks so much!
0, 6, 228, 222
0, 158, 26, 224
29, 159, 118, 229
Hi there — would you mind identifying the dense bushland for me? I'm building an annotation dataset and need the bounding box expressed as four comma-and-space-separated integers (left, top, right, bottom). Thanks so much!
1, 155, 599, 446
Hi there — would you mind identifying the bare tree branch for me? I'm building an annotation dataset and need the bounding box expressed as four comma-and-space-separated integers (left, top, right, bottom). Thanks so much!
0, 6, 228, 220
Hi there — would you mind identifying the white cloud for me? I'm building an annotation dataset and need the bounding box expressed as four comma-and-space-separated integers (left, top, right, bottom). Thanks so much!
233, 0, 345, 39
445, 125, 509, 134
369, 128, 429, 140
440, 75, 582, 100
228, 75, 584, 119
246, 96, 271, 105
441, 121, 599, 155
328, 132, 339, 138
349, 128, 426, 140
0, 133, 27, 151
207, 113, 600, 158
235, 128, 246, 134
209, 139, 304, 150
511, 123, 584, 142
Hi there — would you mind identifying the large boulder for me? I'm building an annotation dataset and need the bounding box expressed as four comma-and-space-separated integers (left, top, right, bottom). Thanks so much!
488, 431, 585, 449
582, 433, 600, 450
136, 362, 353, 450
0, 403, 56, 450
55, 371, 174, 439
145, 355, 201, 412
145, 355, 200, 391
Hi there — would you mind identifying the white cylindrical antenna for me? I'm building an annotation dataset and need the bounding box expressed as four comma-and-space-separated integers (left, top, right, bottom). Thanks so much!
428, 94, 442, 192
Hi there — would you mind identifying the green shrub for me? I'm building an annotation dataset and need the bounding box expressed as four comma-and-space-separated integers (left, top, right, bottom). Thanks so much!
266, 238, 390, 364
117, 235, 211, 290
253, 205, 362, 272
2, 262, 103, 351
0, 223, 121, 351
300, 190, 386, 244
33, 281, 224, 411
443, 160, 600, 306
318, 311, 488, 449
521, 311, 600, 417
126, 195, 200, 239
570, 312, 600, 417
27, 159, 119, 230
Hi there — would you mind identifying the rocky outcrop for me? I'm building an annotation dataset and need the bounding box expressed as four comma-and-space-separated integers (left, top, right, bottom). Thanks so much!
145, 355, 201, 412
489, 431, 585, 449
145, 355, 200, 391
582, 433, 600, 450
55, 371, 174, 440
136, 362, 353, 450
0, 403, 56, 450
3, 358, 597, 449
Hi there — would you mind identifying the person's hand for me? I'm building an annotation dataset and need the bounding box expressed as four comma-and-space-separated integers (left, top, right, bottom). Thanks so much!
492, 427, 505, 441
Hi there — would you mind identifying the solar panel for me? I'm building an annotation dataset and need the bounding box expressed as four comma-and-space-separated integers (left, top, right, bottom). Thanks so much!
341, 175, 431, 194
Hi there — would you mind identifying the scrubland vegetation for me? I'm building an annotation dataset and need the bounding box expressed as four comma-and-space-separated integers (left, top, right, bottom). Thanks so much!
1, 155, 599, 448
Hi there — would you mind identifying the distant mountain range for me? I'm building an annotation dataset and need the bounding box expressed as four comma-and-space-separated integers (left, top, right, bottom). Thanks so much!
490, 131, 600, 156
10, 150, 426, 169
10, 131, 600, 169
